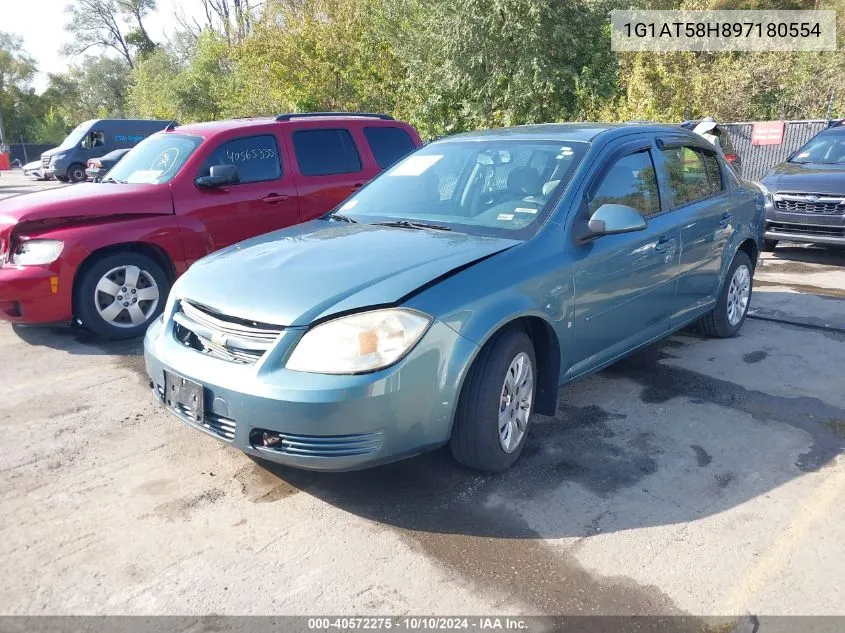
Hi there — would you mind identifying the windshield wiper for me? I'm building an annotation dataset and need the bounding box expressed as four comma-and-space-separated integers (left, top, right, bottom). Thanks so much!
372, 220, 452, 232
101, 176, 127, 184
327, 213, 359, 223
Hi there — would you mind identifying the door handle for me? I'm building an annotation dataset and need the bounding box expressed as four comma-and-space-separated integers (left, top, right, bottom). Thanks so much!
262, 194, 289, 204
654, 236, 677, 252
719, 213, 734, 228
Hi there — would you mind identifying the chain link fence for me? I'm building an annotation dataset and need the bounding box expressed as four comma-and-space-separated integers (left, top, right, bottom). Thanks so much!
720, 120, 832, 182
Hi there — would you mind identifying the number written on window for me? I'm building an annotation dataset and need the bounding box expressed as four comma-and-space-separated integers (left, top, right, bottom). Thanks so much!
200, 134, 282, 184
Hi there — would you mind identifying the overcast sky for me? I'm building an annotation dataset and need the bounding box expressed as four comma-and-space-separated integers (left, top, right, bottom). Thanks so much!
3, 0, 210, 92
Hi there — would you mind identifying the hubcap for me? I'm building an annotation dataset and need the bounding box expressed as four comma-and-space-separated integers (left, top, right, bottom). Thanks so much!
94, 265, 160, 328
498, 352, 534, 453
726, 264, 751, 326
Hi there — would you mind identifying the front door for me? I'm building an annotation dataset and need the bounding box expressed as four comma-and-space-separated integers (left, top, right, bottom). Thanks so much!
569, 145, 681, 378
182, 133, 300, 250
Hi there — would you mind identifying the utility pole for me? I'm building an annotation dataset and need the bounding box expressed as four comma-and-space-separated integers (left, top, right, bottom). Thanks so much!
826, 86, 837, 122
0, 104, 7, 150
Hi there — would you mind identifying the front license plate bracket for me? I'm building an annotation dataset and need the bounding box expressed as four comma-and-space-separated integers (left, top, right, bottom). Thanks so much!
164, 370, 205, 423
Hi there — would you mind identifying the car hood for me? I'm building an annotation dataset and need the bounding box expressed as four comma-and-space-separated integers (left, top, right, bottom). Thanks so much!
0, 183, 174, 226
177, 221, 520, 327
761, 161, 845, 194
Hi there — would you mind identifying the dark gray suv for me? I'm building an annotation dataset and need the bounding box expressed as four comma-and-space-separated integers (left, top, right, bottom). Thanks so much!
759, 125, 845, 250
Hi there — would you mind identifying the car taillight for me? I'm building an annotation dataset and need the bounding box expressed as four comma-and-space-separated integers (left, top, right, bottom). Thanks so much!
88, 160, 102, 168
724, 153, 738, 164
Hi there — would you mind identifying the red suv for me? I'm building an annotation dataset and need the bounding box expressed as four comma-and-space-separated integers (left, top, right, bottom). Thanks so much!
0, 113, 421, 338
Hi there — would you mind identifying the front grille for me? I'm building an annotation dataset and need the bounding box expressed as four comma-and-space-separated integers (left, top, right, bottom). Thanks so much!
173, 300, 283, 364
774, 193, 845, 215
203, 412, 237, 441
250, 429, 383, 458
768, 222, 845, 237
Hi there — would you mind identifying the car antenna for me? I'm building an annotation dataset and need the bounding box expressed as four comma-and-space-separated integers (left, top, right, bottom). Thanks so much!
164, 120, 179, 131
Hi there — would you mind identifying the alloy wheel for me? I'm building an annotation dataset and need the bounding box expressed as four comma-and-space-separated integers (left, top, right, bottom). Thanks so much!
498, 351, 534, 453
726, 264, 751, 326
94, 265, 160, 328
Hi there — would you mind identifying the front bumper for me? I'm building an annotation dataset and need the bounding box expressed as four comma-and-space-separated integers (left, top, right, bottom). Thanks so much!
0, 264, 72, 323
765, 206, 845, 245
143, 312, 478, 471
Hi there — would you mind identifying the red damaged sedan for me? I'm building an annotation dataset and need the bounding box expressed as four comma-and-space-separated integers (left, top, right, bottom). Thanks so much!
0, 113, 420, 338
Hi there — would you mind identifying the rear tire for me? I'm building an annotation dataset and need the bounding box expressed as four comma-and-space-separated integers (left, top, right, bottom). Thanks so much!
762, 239, 778, 252
67, 163, 87, 183
74, 251, 170, 340
698, 250, 753, 338
450, 327, 536, 472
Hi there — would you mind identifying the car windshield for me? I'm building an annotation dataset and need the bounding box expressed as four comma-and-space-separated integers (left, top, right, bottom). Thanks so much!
105, 134, 203, 184
56, 121, 92, 151
790, 133, 845, 164
329, 139, 590, 238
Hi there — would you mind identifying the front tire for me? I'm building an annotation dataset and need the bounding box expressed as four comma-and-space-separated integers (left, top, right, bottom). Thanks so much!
74, 252, 170, 339
450, 327, 536, 472
67, 163, 87, 183
698, 250, 753, 338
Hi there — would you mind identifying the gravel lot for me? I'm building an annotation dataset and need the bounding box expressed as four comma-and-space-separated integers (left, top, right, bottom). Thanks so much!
1, 172, 844, 619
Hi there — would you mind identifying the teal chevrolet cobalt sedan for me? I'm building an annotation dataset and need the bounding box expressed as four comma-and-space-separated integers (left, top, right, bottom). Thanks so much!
144, 123, 764, 472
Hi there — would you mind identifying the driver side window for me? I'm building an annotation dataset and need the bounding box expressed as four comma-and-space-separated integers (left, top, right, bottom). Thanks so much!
588, 150, 660, 218
198, 135, 282, 185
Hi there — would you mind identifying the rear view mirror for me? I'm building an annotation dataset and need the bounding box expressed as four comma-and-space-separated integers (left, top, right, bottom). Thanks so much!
587, 203, 647, 237
476, 150, 511, 166
196, 164, 240, 188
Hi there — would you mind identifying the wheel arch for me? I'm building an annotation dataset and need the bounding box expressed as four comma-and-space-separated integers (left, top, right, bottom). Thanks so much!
457, 314, 562, 418
737, 237, 759, 269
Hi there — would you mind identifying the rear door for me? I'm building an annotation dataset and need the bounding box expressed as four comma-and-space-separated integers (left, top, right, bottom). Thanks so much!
655, 139, 734, 321
285, 125, 379, 222
569, 138, 682, 377
177, 132, 300, 250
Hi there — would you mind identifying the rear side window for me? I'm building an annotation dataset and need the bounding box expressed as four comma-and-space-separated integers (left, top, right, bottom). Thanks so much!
701, 151, 724, 195
293, 129, 362, 176
199, 134, 281, 184
589, 150, 660, 218
363, 126, 416, 168
660, 146, 713, 207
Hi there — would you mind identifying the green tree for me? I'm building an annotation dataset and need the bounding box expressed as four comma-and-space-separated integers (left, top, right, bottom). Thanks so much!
393, 0, 618, 137
42, 57, 130, 126
64, 0, 158, 68
0, 32, 40, 144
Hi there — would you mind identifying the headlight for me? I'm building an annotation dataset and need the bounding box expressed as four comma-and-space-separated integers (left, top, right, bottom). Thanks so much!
285, 308, 431, 374
50, 154, 66, 163
755, 182, 775, 210
10, 239, 64, 265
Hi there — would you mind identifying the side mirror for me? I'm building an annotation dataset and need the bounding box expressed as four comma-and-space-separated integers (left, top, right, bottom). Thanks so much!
587, 203, 647, 238
196, 164, 240, 188
81, 135, 92, 150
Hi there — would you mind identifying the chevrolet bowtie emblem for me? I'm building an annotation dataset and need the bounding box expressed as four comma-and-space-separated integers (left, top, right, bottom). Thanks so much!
211, 332, 228, 346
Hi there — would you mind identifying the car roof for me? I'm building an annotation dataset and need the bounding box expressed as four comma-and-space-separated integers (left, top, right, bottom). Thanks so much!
170, 115, 404, 138
437, 122, 689, 144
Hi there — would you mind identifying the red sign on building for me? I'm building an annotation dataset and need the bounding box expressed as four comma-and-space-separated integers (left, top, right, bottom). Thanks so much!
751, 121, 785, 146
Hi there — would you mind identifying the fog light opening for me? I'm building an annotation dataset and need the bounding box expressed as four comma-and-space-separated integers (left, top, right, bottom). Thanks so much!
250, 428, 283, 448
